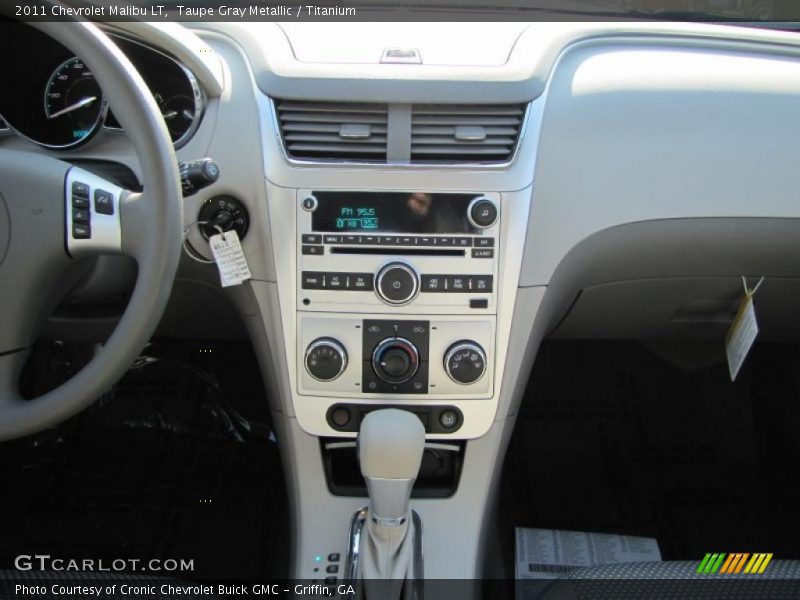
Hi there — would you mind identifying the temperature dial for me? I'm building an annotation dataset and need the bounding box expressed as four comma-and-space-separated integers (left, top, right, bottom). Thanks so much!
444, 340, 487, 385
372, 338, 419, 384
305, 338, 347, 382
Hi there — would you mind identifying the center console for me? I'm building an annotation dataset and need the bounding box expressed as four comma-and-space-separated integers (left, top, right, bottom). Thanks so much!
295, 190, 501, 436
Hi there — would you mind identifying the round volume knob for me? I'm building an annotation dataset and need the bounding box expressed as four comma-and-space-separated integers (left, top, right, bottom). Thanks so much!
372, 338, 419, 385
467, 197, 498, 229
375, 262, 420, 306
444, 340, 487, 385
305, 338, 347, 382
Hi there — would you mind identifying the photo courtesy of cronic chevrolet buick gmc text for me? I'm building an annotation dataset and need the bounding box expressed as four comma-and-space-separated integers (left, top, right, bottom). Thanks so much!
1, 2, 800, 599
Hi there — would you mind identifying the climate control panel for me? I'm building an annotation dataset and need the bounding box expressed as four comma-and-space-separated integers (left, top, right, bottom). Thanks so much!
298, 315, 493, 399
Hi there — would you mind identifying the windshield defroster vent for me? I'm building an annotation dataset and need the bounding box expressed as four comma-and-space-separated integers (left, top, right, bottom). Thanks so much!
410, 104, 525, 163
276, 100, 388, 162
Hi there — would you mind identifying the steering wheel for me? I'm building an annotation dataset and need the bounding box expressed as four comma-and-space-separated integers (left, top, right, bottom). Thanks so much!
0, 19, 183, 440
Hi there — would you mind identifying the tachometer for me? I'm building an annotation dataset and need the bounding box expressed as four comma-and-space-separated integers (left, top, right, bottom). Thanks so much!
44, 57, 104, 147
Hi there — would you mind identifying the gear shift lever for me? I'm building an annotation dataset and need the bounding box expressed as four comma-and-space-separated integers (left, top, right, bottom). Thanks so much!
359, 409, 425, 525
354, 409, 425, 598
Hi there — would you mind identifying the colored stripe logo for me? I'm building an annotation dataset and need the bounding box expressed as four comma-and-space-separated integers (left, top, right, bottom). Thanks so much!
697, 553, 773, 574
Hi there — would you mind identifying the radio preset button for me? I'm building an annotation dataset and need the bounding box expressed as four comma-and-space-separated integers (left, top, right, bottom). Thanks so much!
399, 236, 416, 246
382, 235, 399, 245
375, 262, 420, 305
454, 237, 472, 247
362, 235, 380, 245
343, 235, 361, 245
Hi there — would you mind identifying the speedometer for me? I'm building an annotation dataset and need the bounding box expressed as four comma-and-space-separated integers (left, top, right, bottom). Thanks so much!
44, 57, 104, 147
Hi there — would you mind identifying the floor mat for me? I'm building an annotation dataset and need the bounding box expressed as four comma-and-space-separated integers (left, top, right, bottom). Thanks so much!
499, 341, 800, 572
0, 339, 289, 580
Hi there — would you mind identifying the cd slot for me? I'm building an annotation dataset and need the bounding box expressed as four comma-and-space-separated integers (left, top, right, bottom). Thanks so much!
330, 247, 465, 257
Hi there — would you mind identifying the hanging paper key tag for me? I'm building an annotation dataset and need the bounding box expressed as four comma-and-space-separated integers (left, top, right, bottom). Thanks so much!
725, 276, 764, 381
209, 229, 252, 288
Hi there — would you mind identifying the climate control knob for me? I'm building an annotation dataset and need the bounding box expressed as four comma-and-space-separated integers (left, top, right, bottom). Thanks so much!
375, 262, 420, 305
372, 338, 419, 384
305, 338, 347, 382
444, 340, 487, 385
467, 197, 498, 229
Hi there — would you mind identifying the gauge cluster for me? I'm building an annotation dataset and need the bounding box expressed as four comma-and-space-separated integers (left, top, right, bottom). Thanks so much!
0, 24, 204, 150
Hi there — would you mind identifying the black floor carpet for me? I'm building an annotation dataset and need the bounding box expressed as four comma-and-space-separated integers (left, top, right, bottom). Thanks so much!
0, 339, 288, 580
499, 341, 800, 572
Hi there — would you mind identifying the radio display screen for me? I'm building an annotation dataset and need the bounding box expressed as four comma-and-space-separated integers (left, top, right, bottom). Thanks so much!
310, 192, 479, 234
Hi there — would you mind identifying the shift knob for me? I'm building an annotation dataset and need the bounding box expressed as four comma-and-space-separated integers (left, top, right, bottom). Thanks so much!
358, 409, 425, 524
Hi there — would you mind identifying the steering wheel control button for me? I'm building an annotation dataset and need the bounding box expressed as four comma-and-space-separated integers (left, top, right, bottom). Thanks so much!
94, 189, 114, 215
71, 181, 89, 198
444, 340, 487, 385
375, 262, 420, 305
305, 338, 348, 382
72, 223, 91, 239
72, 208, 90, 223
302, 195, 318, 211
372, 337, 419, 385
467, 197, 499, 229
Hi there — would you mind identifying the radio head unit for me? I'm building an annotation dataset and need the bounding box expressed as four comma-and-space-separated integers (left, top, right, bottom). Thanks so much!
297, 190, 500, 313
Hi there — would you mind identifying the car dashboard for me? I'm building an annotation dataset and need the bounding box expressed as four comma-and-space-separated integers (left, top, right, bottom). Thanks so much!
2, 18, 800, 581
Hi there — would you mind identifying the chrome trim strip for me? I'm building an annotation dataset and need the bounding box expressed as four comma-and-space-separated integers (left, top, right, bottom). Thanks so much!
344, 507, 368, 588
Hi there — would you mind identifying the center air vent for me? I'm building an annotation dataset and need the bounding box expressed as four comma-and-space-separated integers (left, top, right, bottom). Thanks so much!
410, 104, 525, 163
276, 100, 388, 162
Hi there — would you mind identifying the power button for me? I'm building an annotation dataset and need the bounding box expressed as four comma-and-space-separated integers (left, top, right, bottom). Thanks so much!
302, 195, 318, 212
